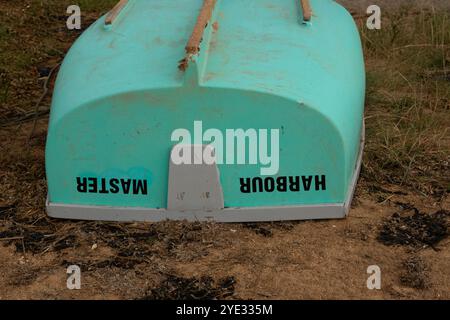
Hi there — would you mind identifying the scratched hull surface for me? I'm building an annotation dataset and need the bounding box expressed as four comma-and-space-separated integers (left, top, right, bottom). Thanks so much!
46, 0, 365, 218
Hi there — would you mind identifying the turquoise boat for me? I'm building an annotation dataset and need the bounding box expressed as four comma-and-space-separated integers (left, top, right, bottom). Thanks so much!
46, 0, 366, 222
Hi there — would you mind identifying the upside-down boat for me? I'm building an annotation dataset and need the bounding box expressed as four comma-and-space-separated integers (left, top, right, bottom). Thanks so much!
46, 0, 366, 222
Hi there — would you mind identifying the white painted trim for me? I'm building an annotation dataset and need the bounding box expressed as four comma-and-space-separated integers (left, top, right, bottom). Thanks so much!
344, 121, 365, 216
47, 199, 346, 223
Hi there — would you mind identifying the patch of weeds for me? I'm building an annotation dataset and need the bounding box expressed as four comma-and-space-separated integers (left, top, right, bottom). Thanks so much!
83, 221, 213, 256
148, 221, 223, 257
378, 208, 449, 248
62, 256, 148, 271
53, 234, 78, 251
75, 221, 221, 267
141, 275, 236, 300
0, 70, 10, 103
8, 267, 41, 287
0, 226, 51, 254
243, 223, 273, 237
366, 185, 408, 203
0, 202, 17, 218
360, 9, 450, 196
400, 256, 431, 289
393, 96, 416, 110
0, 215, 79, 254
243, 221, 297, 237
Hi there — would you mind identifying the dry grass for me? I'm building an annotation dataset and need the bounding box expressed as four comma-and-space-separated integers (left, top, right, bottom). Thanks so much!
0, 0, 117, 124
357, 7, 450, 197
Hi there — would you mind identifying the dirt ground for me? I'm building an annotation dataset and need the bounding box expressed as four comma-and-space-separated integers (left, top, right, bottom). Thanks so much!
0, 1, 449, 300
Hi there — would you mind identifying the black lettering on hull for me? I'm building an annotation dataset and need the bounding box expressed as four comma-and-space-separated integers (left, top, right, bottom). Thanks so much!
240, 175, 327, 193
76, 177, 148, 195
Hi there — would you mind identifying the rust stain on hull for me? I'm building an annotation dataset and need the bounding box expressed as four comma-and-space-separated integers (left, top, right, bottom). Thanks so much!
178, 0, 217, 71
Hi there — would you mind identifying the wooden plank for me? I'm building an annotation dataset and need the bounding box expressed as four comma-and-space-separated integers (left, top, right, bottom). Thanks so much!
105, 0, 128, 26
185, 0, 217, 55
300, 0, 312, 22
179, 0, 217, 71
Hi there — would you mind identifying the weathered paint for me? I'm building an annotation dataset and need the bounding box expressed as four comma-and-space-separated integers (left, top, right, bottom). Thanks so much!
46, 0, 365, 217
